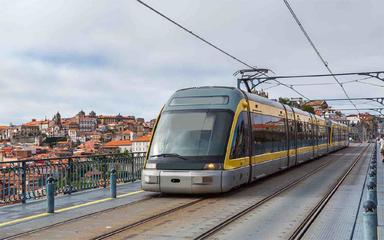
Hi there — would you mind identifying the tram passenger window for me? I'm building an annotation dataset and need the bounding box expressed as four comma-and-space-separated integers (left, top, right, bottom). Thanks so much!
320, 126, 326, 144
264, 115, 274, 153
276, 118, 286, 151
297, 121, 304, 147
307, 123, 312, 146
314, 125, 319, 145
273, 116, 287, 151
288, 120, 295, 149
230, 112, 249, 159
251, 113, 287, 155
251, 113, 265, 155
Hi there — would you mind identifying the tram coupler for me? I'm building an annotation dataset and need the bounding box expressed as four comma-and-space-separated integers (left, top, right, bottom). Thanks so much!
363, 200, 378, 240
47, 177, 55, 213
110, 169, 117, 198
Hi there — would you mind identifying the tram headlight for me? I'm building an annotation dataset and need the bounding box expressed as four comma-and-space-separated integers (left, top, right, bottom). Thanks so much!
144, 175, 159, 184
192, 176, 213, 185
203, 163, 222, 170
145, 163, 157, 169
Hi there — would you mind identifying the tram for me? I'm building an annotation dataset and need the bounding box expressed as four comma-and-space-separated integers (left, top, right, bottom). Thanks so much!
142, 86, 348, 193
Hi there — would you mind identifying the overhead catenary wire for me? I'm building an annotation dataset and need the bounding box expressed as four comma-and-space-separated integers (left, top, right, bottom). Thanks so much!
283, 0, 360, 113
262, 76, 374, 90
136, 0, 310, 100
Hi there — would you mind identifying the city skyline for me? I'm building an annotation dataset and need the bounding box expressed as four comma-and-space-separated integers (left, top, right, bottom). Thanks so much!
0, 110, 155, 126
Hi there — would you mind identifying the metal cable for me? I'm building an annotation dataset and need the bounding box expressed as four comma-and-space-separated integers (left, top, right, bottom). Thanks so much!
283, 0, 360, 113
137, 0, 310, 99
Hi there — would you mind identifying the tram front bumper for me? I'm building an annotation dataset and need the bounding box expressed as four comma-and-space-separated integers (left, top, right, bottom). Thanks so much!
141, 169, 222, 194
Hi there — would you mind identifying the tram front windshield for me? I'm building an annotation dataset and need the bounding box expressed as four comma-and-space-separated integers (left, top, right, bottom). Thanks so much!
149, 110, 233, 158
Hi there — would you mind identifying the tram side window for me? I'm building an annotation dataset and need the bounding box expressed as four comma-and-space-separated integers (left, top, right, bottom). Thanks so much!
264, 115, 274, 153
314, 125, 319, 145
297, 121, 304, 147
319, 126, 327, 144
332, 127, 337, 143
276, 117, 287, 151
251, 113, 287, 155
230, 112, 249, 159
305, 122, 312, 146
288, 119, 295, 149
251, 114, 265, 155
327, 126, 331, 144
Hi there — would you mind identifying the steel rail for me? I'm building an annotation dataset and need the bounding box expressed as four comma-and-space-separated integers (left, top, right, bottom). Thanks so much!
288, 144, 370, 240
194, 145, 366, 240
91, 148, 351, 240
91, 198, 206, 240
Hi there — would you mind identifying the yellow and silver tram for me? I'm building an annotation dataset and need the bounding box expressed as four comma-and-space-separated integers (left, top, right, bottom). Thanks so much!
142, 86, 348, 193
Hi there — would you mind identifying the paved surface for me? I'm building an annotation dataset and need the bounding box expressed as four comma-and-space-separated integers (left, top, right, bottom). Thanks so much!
0, 143, 379, 240
209, 144, 369, 240
302, 144, 371, 240
0, 181, 144, 223
0, 181, 157, 238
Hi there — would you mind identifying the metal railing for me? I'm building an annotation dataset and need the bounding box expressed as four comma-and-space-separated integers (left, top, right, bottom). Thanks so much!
0, 153, 146, 205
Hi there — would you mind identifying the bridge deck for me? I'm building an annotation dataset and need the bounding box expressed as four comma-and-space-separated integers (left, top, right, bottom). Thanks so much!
0, 143, 382, 240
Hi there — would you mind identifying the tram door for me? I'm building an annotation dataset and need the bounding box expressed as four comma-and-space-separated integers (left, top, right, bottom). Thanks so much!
288, 107, 297, 167
281, 106, 290, 169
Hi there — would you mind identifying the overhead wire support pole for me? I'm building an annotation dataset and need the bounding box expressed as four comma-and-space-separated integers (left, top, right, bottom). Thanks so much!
137, 0, 310, 100
246, 71, 384, 81
283, 0, 360, 113
234, 69, 310, 100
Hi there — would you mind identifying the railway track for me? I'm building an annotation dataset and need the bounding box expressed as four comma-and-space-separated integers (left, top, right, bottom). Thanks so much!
194, 144, 369, 240
88, 146, 364, 240
90, 198, 206, 240
288, 144, 370, 240
4, 146, 365, 240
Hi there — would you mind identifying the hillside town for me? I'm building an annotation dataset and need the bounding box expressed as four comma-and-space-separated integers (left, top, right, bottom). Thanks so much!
0, 98, 383, 163
293, 98, 382, 141
0, 111, 156, 162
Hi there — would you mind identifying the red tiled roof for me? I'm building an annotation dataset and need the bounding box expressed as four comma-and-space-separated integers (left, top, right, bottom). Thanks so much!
132, 135, 152, 142
22, 119, 49, 127
103, 140, 132, 148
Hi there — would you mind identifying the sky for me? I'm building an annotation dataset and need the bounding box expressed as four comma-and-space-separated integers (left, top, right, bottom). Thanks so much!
0, 0, 383, 125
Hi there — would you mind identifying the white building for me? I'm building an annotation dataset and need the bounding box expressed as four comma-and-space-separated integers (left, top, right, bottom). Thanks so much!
131, 135, 151, 153
346, 114, 360, 125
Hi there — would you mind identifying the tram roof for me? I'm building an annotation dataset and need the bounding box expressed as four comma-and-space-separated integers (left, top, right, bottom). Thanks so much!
165, 86, 347, 127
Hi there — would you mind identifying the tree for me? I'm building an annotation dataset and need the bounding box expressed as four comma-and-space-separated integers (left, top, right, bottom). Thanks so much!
301, 105, 315, 114
278, 97, 291, 105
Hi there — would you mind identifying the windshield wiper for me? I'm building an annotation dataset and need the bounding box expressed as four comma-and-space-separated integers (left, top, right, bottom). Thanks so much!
150, 153, 187, 160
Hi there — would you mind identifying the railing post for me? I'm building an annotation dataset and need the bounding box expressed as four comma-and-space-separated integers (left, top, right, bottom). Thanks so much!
66, 158, 73, 194
110, 169, 117, 198
131, 156, 135, 182
367, 181, 377, 205
103, 160, 107, 189
21, 162, 27, 204
368, 169, 377, 185
47, 177, 55, 213
363, 200, 378, 240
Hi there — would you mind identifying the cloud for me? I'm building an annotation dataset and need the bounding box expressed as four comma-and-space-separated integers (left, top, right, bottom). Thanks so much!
0, 0, 383, 125
19, 50, 108, 68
